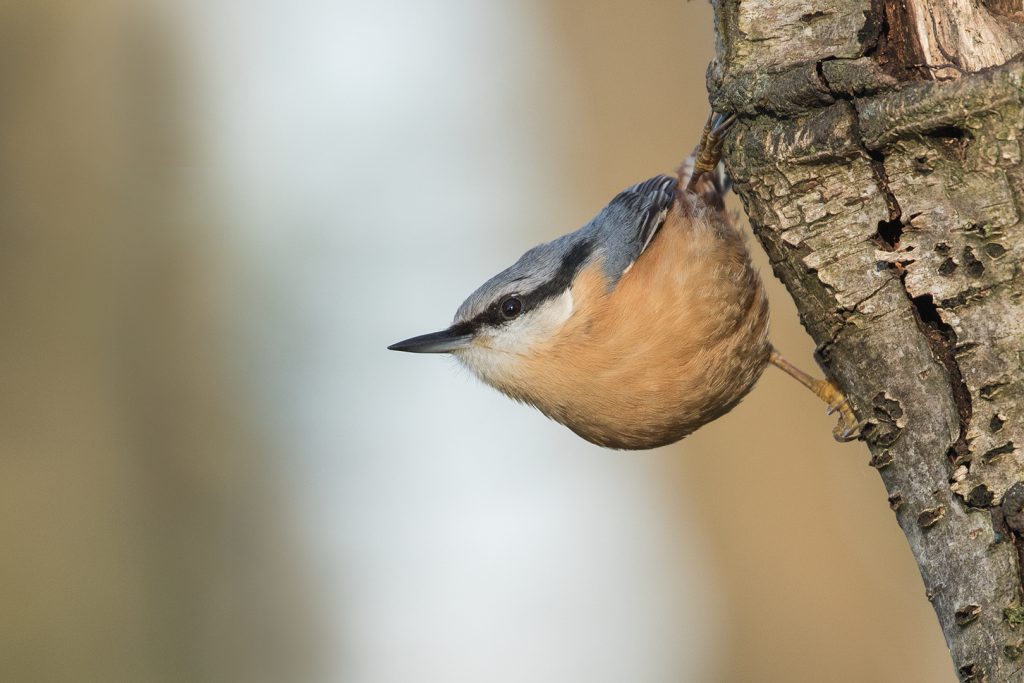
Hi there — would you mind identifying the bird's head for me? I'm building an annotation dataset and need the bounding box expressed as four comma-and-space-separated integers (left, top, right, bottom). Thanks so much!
388, 234, 596, 387
388, 174, 678, 389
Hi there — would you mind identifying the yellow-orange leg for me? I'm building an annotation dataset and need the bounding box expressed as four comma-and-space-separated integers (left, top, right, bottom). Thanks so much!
686, 112, 737, 193
769, 349, 863, 442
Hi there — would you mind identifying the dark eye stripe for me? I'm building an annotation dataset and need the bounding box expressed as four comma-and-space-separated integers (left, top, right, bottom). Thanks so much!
523, 239, 593, 308
461, 239, 594, 332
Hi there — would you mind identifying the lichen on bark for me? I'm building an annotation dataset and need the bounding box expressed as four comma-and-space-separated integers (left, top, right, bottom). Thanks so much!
707, 0, 1024, 678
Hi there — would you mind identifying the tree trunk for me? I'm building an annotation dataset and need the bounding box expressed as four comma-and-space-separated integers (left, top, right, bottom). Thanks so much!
708, 0, 1024, 679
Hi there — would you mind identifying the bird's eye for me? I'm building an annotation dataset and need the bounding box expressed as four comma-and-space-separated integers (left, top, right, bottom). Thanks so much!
500, 297, 523, 320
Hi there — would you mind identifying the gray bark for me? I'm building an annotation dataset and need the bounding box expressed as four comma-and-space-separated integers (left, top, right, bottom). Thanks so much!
708, 0, 1024, 679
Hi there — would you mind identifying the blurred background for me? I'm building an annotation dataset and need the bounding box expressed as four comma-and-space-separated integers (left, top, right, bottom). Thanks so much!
0, 0, 956, 681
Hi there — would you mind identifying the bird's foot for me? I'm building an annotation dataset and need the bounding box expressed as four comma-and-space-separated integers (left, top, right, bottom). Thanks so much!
686, 112, 736, 193
815, 379, 864, 442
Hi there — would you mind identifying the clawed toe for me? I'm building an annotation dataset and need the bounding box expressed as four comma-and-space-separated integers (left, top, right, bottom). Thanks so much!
828, 395, 864, 442
833, 419, 866, 443
826, 395, 849, 416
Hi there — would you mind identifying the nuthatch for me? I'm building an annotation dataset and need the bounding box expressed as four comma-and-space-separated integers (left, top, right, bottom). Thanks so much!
390, 115, 860, 449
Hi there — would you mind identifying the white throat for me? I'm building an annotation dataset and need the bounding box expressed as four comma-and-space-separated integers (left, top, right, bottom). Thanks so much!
454, 289, 575, 385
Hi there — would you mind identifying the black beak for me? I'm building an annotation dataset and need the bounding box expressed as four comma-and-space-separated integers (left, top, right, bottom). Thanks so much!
388, 327, 473, 354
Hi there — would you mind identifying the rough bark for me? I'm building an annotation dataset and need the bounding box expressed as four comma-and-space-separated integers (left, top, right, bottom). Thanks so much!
708, 0, 1024, 679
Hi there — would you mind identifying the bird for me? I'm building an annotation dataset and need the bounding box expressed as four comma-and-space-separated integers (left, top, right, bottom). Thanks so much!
389, 114, 861, 449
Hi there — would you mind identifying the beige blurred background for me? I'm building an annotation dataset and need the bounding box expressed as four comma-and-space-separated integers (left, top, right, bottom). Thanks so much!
0, 0, 955, 681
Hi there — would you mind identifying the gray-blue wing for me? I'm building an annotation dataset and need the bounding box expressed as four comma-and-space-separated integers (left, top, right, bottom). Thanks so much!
589, 174, 677, 281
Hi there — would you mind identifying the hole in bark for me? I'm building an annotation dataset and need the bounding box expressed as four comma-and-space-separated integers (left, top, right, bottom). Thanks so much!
937, 258, 958, 276
888, 492, 904, 510
1001, 483, 1024, 531
926, 126, 972, 161
958, 662, 985, 681
980, 382, 1007, 400
800, 10, 828, 22
947, 445, 967, 466
874, 218, 903, 249
955, 604, 982, 626
926, 125, 971, 143
962, 247, 985, 277
939, 290, 980, 310
869, 450, 894, 468
967, 484, 995, 508
983, 442, 1016, 464
911, 294, 949, 337
990, 414, 1006, 432
873, 393, 904, 420
984, 242, 1007, 258
918, 506, 946, 528
935, 242, 951, 254
869, 393, 904, 447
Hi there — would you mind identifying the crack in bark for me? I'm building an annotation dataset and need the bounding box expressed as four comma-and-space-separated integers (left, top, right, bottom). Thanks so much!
822, 78, 974, 473
849, 278, 893, 311
815, 67, 905, 249
906, 292, 973, 466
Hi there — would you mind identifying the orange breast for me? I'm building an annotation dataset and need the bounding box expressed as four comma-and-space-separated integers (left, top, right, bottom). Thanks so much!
511, 204, 771, 449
